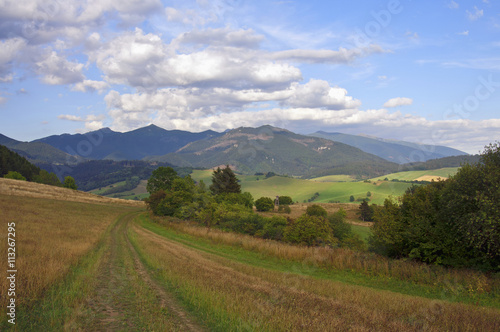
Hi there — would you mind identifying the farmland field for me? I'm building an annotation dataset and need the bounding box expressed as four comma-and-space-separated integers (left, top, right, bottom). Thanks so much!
94, 168, 457, 205
2, 180, 499, 331
191, 170, 413, 204
369, 167, 459, 182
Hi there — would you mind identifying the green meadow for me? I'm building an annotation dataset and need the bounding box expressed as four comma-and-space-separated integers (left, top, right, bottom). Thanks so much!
190, 170, 412, 205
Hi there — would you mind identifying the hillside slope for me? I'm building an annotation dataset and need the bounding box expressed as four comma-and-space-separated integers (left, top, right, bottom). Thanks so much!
150, 125, 398, 177
310, 131, 468, 164
0, 134, 80, 164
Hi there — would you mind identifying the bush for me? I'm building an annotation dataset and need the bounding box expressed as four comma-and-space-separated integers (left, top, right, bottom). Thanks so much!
4, 171, 26, 181
328, 208, 351, 241
278, 205, 291, 214
278, 196, 294, 205
305, 204, 327, 218
284, 214, 334, 246
260, 216, 288, 241
216, 192, 254, 209
255, 197, 274, 212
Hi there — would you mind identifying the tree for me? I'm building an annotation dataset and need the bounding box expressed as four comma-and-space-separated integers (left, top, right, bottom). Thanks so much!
305, 204, 327, 218
146, 166, 179, 194
278, 196, 294, 205
63, 176, 77, 190
255, 197, 274, 212
349, 195, 355, 202
34, 170, 62, 186
210, 165, 241, 195
4, 171, 26, 181
358, 200, 373, 221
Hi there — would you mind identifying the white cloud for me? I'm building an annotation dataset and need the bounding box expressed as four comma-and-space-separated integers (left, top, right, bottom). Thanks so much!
177, 27, 264, 48
383, 97, 413, 108
0, 96, 7, 104
90, 28, 302, 89
467, 6, 484, 21
58, 113, 106, 132
283, 79, 361, 109
270, 44, 387, 64
71, 80, 110, 94
35, 50, 84, 85
0, 38, 27, 80
458, 30, 469, 36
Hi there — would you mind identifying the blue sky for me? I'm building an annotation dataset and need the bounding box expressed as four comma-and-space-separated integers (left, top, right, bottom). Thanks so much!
0, 0, 499, 154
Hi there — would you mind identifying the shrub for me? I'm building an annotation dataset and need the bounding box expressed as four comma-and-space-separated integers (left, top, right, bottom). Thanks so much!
284, 214, 334, 246
305, 204, 327, 218
328, 208, 351, 241
255, 197, 274, 212
278, 205, 291, 214
216, 192, 254, 209
260, 216, 288, 241
4, 171, 26, 181
278, 196, 294, 205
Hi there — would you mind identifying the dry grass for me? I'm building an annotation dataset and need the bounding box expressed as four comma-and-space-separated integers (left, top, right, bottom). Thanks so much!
132, 222, 500, 331
0, 194, 137, 311
154, 217, 499, 303
0, 178, 144, 207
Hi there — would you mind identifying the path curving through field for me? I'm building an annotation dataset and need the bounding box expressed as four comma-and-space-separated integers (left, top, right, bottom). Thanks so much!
79, 212, 206, 331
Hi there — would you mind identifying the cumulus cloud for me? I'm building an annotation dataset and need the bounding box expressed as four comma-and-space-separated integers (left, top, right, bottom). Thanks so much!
383, 97, 413, 108
283, 79, 361, 109
90, 28, 302, 89
35, 50, 84, 85
0, 38, 27, 81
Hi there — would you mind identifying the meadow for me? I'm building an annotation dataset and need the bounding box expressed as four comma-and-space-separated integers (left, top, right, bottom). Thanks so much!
3, 179, 499, 331
191, 169, 415, 204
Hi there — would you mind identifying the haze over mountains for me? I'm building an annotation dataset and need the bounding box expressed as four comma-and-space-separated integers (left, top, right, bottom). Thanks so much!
1, 124, 469, 178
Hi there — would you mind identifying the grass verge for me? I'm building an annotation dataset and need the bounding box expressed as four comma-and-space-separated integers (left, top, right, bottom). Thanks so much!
131, 213, 500, 331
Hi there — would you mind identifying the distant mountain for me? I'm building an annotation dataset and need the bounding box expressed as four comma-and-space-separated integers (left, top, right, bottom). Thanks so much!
309, 131, 468, 164
34, 124, 223, 161
0, 134, 80, 165
149, 125, 399, 178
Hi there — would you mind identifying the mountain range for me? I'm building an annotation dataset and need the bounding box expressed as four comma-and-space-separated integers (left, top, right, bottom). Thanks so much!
309, 131, 467, 164
0, 124, 469, 178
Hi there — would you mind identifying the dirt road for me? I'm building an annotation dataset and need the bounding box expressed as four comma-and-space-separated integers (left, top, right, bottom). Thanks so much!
76, 212, 205, 331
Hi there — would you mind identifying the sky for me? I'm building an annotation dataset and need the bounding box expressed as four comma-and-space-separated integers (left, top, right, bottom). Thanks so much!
0, 0, 499, 154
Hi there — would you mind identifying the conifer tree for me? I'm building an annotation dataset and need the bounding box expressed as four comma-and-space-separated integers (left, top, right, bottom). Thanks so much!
210, 165, 241, 195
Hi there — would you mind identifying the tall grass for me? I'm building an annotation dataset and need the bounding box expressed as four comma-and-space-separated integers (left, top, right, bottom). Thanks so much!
150, 215, 499, 306
132, 217, 500, 331
0, 194, 136, 311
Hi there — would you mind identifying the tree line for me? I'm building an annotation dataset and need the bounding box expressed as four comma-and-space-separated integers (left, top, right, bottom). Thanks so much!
1, 145, 77, 189
145, 165, 364, 249
369, 143, 499, 271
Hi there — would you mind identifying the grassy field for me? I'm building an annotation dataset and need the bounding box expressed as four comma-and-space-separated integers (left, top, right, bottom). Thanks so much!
190, 170, 413, 205
93, 168, 458, 205
1, 180, 499, 331
370, 167, 459, 182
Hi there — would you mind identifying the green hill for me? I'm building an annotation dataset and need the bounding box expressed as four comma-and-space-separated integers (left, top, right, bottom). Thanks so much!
152, 126, 398, 178
190, 170, 412, 205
